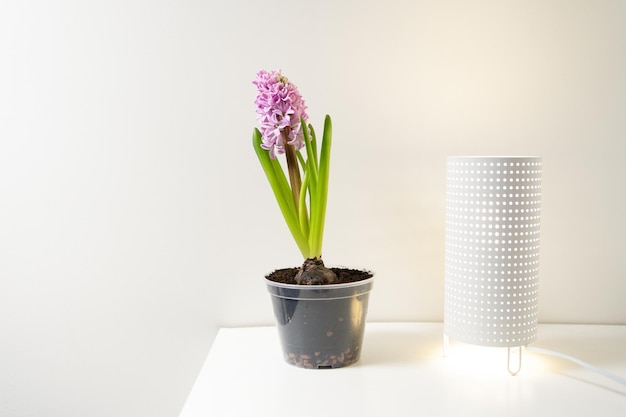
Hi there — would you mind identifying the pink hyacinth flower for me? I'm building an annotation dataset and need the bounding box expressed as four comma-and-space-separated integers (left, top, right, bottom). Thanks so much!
253, 70, 308, 159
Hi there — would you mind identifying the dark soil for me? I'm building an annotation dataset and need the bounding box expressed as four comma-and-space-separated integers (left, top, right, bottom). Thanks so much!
266, 266, 373, 285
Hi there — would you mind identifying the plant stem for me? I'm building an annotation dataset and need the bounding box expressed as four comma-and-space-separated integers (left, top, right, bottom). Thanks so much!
282, 131, 302, 213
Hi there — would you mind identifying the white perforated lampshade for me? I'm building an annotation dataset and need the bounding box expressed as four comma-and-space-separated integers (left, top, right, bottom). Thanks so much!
444, 156, 542, 348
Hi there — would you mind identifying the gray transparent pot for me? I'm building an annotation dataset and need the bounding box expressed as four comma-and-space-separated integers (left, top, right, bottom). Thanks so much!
266, 273, 374, 369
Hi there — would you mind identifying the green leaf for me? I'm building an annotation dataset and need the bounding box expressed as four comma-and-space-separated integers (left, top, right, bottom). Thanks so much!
309, 123, 319, 169
298, 165, 310, 242
296, 150, 306, 169
302, 118, 318, 195
253, 128, 309, 258
309, 115, 332, 259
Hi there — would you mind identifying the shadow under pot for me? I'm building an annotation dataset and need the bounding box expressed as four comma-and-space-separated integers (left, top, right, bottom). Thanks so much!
265, 269, 374, 369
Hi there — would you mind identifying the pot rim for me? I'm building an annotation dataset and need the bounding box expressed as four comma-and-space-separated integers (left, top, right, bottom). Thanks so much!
265, 274, 374, 290
265, 275, 374, 301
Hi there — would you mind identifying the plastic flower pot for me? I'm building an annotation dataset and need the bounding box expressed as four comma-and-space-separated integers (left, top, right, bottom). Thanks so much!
266, 270, 374, 369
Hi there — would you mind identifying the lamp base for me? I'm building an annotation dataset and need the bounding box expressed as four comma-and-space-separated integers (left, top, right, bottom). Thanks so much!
443, 334, 525, 376
507, 346, 522, 376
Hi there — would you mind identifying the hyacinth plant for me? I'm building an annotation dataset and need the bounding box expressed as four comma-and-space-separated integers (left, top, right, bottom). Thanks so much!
253, 70, 337, 284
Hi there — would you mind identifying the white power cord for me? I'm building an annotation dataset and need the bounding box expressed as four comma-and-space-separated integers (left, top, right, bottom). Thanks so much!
526, 346, 626, 386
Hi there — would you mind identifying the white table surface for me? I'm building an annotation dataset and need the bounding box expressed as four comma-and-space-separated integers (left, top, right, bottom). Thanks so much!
179, 323, 626, 417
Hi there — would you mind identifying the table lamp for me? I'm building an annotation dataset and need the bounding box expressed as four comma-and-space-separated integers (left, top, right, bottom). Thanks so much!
444, 156, 542, 375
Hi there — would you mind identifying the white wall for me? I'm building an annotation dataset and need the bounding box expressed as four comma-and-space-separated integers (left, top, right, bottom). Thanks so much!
1, 1, 624, 416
